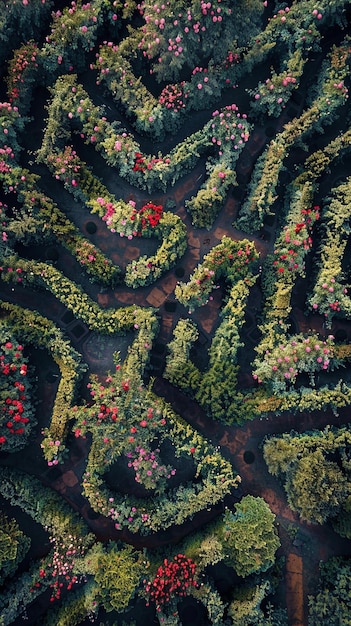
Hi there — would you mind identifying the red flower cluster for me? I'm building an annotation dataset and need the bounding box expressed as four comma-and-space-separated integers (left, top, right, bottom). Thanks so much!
224, 50, 240, 69
7, 42, 38, 104
137, 202, 163, 230
144, 554, 198, 611
133, 152, 163, 173
273, 205, 320, 274
96, 402, 119, 423
0, 341, 31, 446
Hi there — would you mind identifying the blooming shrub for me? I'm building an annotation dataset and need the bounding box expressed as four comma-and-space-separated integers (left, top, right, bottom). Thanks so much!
158, 82, 187, 112
6, 41, 39, 112
74, 238, 121, 286
31, 533, 86, 602
273, 204, 320, 277
44, 0, 104, 57
0, 330, 35, 452
237, 41, 351, 233
307, 179, 351, 324
124, 211, 187, 288
47, 145, 81, 188
252, 333, 338, 391
138, 201, 162, 230
126, 445, 175, 494
248, 49, 306, 118
144, 554, 198, 612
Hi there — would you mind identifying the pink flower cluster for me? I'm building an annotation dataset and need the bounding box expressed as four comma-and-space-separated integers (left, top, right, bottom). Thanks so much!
47, 145, 81, 186
253, 334, 336, 386
7, 42, 38, 105
127, 445, 175, 491
311, 279, 348, 317
158, 82, 187, 111
210, 104, 249, 154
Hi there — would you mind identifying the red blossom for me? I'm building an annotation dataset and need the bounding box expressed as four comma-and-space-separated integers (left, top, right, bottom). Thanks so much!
144, 554, 198, 611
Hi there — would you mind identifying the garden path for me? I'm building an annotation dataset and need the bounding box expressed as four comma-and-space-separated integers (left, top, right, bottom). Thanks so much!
3, 103, 351, 626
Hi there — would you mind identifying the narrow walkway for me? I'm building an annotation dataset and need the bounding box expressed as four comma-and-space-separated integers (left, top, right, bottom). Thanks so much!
2, 103, 351, 626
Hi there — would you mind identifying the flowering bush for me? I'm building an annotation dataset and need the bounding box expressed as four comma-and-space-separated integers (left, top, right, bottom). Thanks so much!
144, 554, 198, 612
307, 179, 351, 324
6, 41, 39, 113
185, 106, 251, 227
237, 41, 351, 233
38, 74, 251, 199
124, 211, 187, 288
0, 158, 121, 286
76, 348, 239, 534
158, 82, 188, 112
43, 0, 104, 62
132, 152, 164, 174
249, 49, 306, 118
136, 201, 163, 231
126, 445, 175, 494
0, 329, 35, 452
47, 145, 81, 189
74, 365, 168, 453
73, 238, 121, 286
0, 101, 26, 159
252, 333, 338, 391
273, 203, 320, 278
0, 0, 53, 67
31, 533, 86, 602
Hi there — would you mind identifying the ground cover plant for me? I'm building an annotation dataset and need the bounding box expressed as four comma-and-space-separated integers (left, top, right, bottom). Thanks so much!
1, 1, 351, 625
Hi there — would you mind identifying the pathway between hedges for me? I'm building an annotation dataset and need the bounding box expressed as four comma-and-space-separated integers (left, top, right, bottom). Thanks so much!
3, 108, 351, 626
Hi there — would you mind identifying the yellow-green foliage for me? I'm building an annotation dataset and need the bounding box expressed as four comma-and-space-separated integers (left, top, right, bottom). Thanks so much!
263, 426, 351, 525
91, 544, 143, 613
220, 496, 280, 577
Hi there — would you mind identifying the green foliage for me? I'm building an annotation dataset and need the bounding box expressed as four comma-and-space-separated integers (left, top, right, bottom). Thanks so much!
285, 450, 348, 524
237, 41, 351, 233
263, 426, 351, 525
191, 581, 227, 626
0, 512, 31, 585
164, 319, 201, 393
307, 177, 351, 325
228, 581, 271, 625
92, 543, 143, 613
220, 496, 280, 577
42, 580, 99, 626
308, 557, 351, 625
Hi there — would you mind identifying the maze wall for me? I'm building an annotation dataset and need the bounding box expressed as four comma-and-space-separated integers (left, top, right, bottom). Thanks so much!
1, 1, 351, 624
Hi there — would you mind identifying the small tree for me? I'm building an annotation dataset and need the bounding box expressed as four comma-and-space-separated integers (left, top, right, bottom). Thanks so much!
92, 543, 143, 613
221, 496, 280, 577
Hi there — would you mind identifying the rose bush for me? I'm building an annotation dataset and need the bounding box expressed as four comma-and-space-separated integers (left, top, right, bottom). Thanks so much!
0, 327, 35, 452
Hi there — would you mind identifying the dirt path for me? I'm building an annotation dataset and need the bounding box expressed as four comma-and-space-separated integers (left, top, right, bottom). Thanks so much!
3, 105, 351, 626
